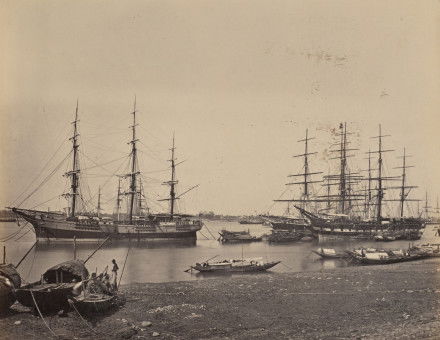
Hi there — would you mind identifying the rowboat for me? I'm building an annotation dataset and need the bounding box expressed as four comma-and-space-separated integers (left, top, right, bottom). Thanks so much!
191, 258, 280, 273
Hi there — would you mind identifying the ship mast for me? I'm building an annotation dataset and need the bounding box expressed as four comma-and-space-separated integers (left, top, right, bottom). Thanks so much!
339, 123, 347, 213
377, 125, 384, 220
65, 100, 80, 218
161, 134, 178, 218
138, 177, 146, 216
391, 148, 418, 218
169, 135, 177, 217
369, 125, 396, 221
128, 98, 139, 223
159, 135, 199, 217
320, 123, 362, 215
325, 174, 331, 211
97, 186, 101, 218
424, 192, 431, 219
116, 177, 122, 221
366, 149, 372, 218
275, 129, 322, 209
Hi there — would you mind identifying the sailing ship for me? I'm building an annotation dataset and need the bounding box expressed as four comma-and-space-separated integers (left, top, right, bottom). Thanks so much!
295, 124, 425, 240
10, 101, 203, 241
266, 129, 322, 233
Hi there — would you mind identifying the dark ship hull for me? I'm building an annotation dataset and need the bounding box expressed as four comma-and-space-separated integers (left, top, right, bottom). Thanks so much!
296, 207, 425, 241
12, 208, 202, 241
270, 220, 308, 232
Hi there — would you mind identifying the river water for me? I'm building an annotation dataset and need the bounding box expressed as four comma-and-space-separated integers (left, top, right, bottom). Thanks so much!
1, 220, 438, 284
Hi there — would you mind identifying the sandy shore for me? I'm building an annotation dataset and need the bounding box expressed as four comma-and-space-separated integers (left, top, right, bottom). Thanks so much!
1, 258, 439, 339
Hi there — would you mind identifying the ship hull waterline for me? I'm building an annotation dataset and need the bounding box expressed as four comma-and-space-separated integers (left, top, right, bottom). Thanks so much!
13, 209, 201, 242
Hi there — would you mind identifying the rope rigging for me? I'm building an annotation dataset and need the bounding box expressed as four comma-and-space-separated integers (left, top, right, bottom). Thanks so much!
11, 138, 69, 206
16, 151, 72, 208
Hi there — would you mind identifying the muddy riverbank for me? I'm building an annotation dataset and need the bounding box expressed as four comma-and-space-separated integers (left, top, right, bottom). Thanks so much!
1, 258, 439, 339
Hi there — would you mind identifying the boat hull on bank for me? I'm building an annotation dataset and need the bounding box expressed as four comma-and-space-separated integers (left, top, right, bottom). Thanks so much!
192, 261, 281, 273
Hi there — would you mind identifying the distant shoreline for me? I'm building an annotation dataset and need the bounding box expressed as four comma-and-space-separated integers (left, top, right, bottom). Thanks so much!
0, 218, 16, 222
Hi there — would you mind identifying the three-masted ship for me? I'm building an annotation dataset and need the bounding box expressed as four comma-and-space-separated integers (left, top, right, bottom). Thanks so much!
264, 129, 322, 232
294, 123, 425, 240
10, 101, 203, 241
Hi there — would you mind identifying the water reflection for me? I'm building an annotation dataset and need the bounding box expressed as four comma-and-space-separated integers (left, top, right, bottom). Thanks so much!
0, 221, 438, 284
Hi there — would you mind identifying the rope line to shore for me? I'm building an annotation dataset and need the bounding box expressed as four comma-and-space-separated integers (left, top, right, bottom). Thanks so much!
30, 290, 58, 338
69, 300, 100, 335
202, 223, 217, 240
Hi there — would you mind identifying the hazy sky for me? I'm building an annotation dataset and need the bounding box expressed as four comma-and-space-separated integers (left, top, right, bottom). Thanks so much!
1, 0, 439, 215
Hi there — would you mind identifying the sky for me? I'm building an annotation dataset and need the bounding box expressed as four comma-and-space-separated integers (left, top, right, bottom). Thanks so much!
0, 0, 439, 215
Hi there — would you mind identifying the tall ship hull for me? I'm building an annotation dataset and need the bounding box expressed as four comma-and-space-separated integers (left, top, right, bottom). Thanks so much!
296, 206, 425, 241
270, 219, 308, 232
13, 209, 202, 242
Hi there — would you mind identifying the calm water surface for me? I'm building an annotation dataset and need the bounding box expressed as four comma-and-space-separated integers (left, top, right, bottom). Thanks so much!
1, 220, 438, 284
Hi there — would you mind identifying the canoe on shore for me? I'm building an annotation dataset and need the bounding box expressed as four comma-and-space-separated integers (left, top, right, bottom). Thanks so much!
191, 258, 280, 273
347, 249, 430, 265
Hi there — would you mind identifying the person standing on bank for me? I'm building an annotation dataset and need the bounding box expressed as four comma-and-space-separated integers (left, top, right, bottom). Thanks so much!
112, 259, 119, 290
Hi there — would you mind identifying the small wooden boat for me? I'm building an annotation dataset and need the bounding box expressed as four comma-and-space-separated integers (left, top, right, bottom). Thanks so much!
15, 260, 89, 313
312, 248, 347, 259
374, 234, 396, 242
15, 282, 78, 312
415, 244, 440, 257
69, 293, 116, 315
191, 258, 280, 273
218, 230, 262, 243
347, 248, 430, 265
267, 230, 304, 243
239, 218, 263, 225
0, 264, 21, 313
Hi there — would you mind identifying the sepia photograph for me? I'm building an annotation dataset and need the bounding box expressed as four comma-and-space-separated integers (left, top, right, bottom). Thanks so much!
0, 1, 439, 339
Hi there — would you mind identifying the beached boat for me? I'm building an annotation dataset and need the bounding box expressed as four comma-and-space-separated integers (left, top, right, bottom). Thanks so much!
347, 248, 430, 265
218, 230, 262, 243
267, 230, 304, 243
9, 101, 202, 241
69, 293, 116, 315
191, 258, 280, 273
0, 264, 21, 313
312, 248, 347, 259
15, 260, 89, 313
